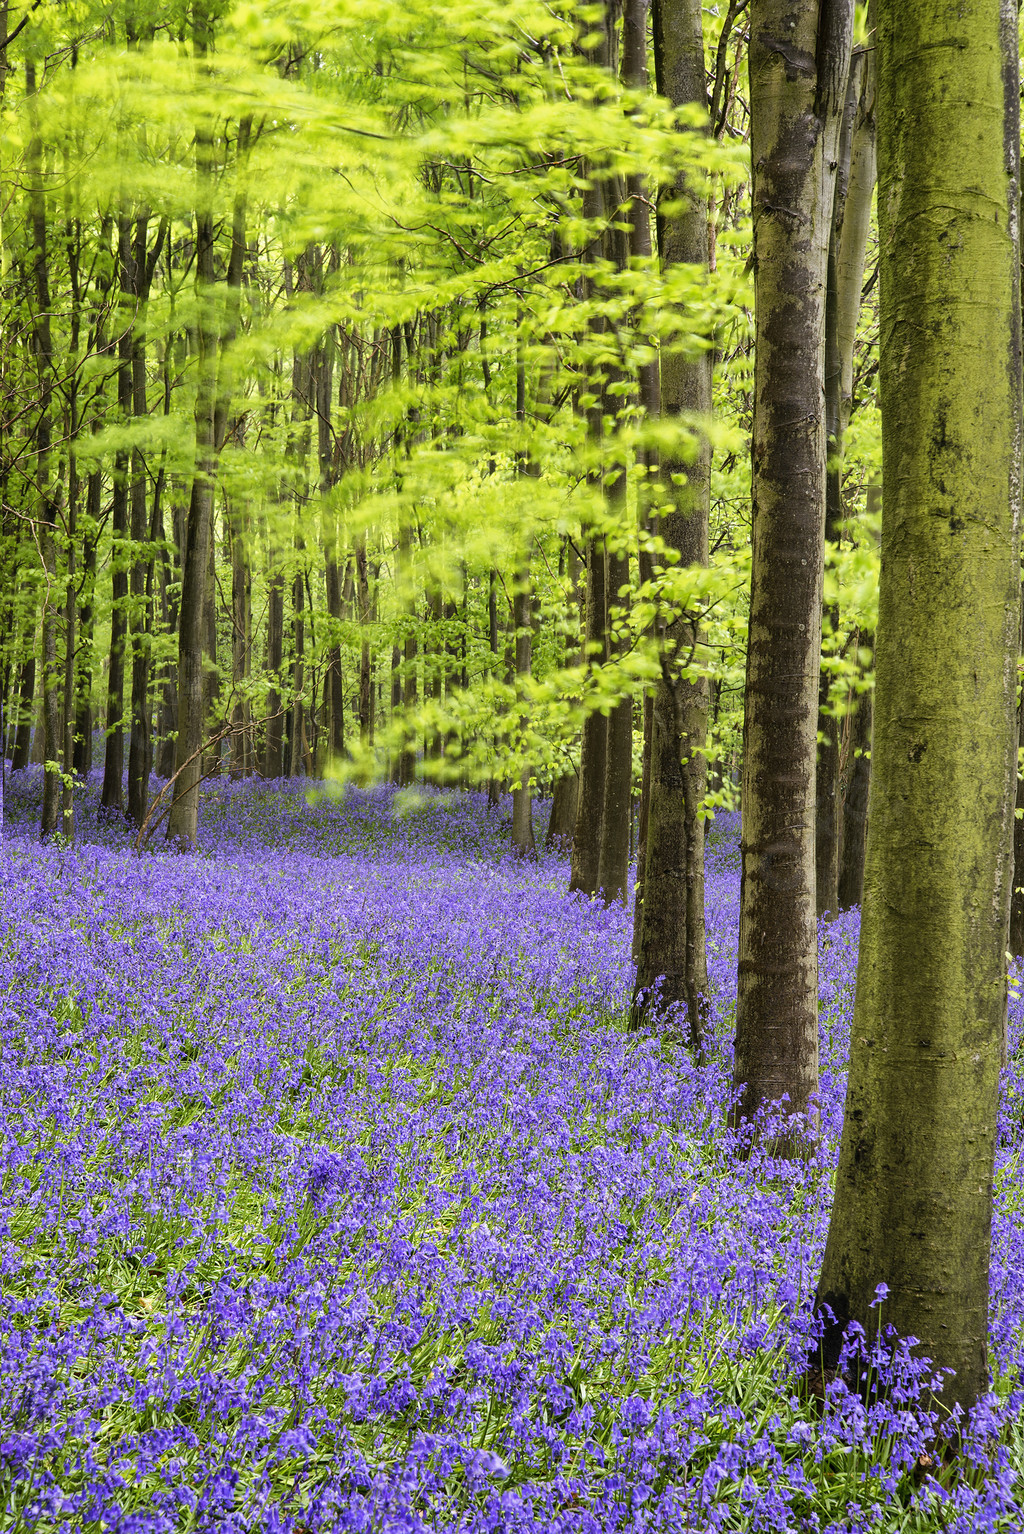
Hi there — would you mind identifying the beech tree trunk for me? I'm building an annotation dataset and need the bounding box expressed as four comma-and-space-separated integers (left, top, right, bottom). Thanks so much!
25, 60, 61, 839
73, 475, 99, 778
101, 216, 133, 817
511, 580, 536, 858
265, 568, 285, 777
127, 215, 166, 827
732, 0, 854, 1138
816, 29, 876, 916
816, 0, 1021, 1418
569, 536, 607, 895
597, 539, 632, 902
166, 107, 219, 849
10, 652, 35, 771
632, 0, 710, 1044
837, 678, 871, 911
228, 499, 251, 778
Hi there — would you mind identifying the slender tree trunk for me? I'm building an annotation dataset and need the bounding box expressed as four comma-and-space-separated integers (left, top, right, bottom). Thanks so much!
511, 577, 536, 857
73, 473, 99, 778
166, 172, 218, 848
597, 538, 632, 902
837, 680, 871, 911
11, 653, 35, 770
25, 61, 61, 838
356, 537, 372, 745
487, 567, 501, 806
289, 553, 306, 777
816, 35, 876, 916
632, 0, 711, 1042
815, 0, 1021, 1418
127, 215, 166, 827
62, 446, 78, 842
569, 537, 608, 894
101, 218, 133, 816
398, 522, 418, 785
265, 569, 285, 777
155, 492, 182, 780
732, 0, 854, 1139
228, 499, 251, 778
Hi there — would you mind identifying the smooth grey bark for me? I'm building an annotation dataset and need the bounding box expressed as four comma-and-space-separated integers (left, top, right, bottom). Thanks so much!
166, 85, 219, 849
816, 27, 877, 916
632, 0, 710, 1043
24, 60, 60, 839
101, 216, 132, 816
127, 215, 166, 827
733, 0, 854, 1139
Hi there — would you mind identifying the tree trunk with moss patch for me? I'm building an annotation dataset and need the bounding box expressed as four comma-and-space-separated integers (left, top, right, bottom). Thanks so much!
816, 0, 1021, 1417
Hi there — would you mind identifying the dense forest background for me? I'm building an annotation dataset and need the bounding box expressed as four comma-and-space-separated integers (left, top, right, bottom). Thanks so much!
0, 0, 879, 868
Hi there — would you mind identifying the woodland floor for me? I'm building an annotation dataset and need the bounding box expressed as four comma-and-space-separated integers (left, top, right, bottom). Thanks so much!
2, 771, 1024, 1532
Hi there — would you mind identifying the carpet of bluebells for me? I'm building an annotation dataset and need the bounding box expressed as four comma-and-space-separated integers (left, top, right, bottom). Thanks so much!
3, 768, 1024, 1533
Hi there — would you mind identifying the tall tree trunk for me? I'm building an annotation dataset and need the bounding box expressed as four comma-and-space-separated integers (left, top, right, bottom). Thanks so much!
127, 216, 167, 826
815, 0, 1021, 1418
101, 217, 133, 816
632, 0, 710, 1043
623, 0, 659, 953
265, 568, 285, 777
167, 101, 248, 845
511, 573, 536, 857
228, 499, 251, 778
357, 537, 372, 745
732, 0, 854, 1139
487, 567, 501, 806
398, 521, 418, 786
816, 32, 876, 915
62, 440, 78, 842
166, 145, 219, 848
155, 491, 182, 780
569, 536, 608, 894
837, 678, 871, 911
25, 61, 61, 838
597, 537, 632, 902
73, 473, 99, 778
289, 552, 306, 777
11, 651, 35, 771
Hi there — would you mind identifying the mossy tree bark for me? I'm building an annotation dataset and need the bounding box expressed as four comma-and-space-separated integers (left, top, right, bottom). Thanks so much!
631, 0, 710, 1047
815, 0, 1021, 1416
733, 0, 854, 1135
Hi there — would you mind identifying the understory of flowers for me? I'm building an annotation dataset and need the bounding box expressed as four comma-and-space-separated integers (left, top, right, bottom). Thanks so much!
3, 770, 1024, 1533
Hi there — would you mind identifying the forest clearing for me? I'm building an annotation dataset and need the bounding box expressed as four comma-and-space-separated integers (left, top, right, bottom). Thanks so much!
3, 774, 1024, 1532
